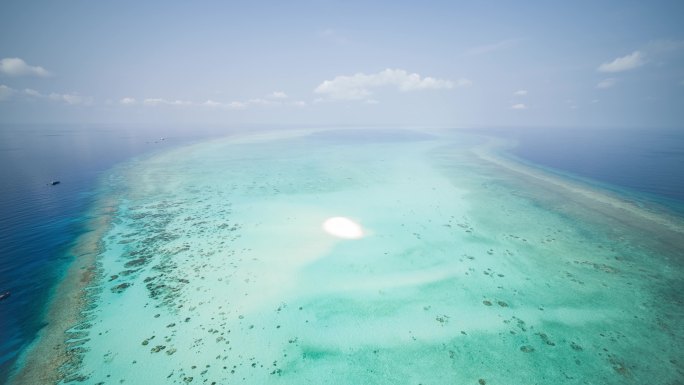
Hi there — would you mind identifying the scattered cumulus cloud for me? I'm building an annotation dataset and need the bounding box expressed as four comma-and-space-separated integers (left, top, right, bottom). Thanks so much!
143, 98, 192, 106
24, 88, 45, 98
0, 57, 51, 77
314, 68, 460, 101
130, 89, 310, 110
203, 100, 222, 107
227, 101, 247, 110
0, 85, 92, 105
133, 93, 304, 110
49, 92, 92, 105
236, 98, 306, 109
0, 84, 14, 100
598, 51, 645, 73
596, 78, 618, 89
513, 89, 528, 96
7, 87, 305, 111
510, 103, 527, 110
24, 88, 42, 97
247, 98, 272, 106
594, 41, 682, 75
270, 91, 288, 99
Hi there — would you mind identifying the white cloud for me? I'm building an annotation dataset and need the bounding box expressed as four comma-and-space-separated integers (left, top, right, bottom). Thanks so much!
140, 98, 224, 108
247, 98, 272, 105
143, 98, 163, 106
270, 91, 288, 99
227, 101, 247, 110
513, 89, 528, 96
0, 84, 14, 100
314, 68, 457, 100
1, 86, 92, 105
596, 78, 618, 89
63, 94, 82, 105
0, 57, 51, 77
464, 39, 521, 56
127, 91, 304, 110
203, 93, 290, 109
203, 99, 221, 107
0, 85, 95, 106
143, 98, 191, 106
24, 88, 42, 97
511, 103, 527, 110
49, 92, 92, 105
598, 51, 645, 73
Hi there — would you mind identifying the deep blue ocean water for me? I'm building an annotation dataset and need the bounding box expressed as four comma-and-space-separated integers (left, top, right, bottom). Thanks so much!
0, 125, 682, 383
482, 127, 684, 214
0, 124, 245, 383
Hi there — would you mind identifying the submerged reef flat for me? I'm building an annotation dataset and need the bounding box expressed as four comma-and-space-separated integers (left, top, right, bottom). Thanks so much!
14, 128, 684, 384
10, 197, 119, 385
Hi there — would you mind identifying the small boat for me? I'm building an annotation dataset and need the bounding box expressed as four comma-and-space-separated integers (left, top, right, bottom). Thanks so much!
50, 180, 60, 186
0, 291, 10, 301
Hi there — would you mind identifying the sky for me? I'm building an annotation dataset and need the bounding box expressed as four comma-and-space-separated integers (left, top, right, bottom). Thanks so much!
0, 0, 683, 128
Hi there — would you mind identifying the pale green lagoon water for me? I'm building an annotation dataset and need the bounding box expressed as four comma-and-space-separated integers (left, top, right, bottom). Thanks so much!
47, 128, 683, 384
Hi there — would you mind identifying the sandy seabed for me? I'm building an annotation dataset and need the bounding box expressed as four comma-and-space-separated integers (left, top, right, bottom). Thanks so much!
11, 128, 684, 385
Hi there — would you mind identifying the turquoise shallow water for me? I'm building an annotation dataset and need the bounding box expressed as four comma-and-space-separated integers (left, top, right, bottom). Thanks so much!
17, 128, 684, 384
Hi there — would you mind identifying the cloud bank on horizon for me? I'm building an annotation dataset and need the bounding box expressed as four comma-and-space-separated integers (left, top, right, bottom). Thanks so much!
0, 1, 682, 128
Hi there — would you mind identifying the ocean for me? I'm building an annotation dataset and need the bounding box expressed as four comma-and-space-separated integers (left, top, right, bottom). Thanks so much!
1, 125, 682, 384
484, 127, 684, 213
0, 124, 244, 383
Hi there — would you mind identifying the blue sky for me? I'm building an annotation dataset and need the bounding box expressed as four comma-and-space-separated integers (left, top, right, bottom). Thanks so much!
1, 0, 683, 128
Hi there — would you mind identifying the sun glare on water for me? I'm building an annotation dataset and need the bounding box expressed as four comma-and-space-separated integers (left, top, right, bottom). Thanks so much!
322, 217, 365, 239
